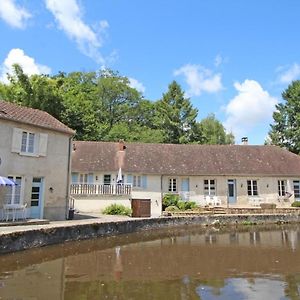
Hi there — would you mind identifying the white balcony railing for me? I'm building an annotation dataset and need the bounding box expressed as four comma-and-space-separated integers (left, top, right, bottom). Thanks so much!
70, 183, 132, 196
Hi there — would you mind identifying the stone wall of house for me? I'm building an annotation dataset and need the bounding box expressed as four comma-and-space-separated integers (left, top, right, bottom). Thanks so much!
0, 119, 72, 220
162, 175, 296, 207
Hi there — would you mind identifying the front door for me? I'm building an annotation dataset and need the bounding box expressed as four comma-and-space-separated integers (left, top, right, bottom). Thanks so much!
228, 179, 236, 204
30, 177, 44, 219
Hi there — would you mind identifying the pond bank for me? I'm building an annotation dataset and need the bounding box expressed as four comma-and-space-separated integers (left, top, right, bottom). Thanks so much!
1, 212, 300, 254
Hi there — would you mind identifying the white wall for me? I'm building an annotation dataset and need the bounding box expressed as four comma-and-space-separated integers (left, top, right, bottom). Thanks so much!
71, 172, 300, 216
0, 119, 72, 220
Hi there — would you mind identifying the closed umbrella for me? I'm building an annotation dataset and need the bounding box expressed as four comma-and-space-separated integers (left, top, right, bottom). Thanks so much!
117, 168, 123, 183
0, 176, 17, 186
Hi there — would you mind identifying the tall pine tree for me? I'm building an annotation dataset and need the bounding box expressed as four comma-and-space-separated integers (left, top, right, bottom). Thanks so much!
269, 80, 300, 154
156, 81, 198, 144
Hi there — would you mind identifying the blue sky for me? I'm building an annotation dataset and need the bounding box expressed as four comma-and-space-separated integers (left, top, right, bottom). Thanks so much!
0, 0, 299, 144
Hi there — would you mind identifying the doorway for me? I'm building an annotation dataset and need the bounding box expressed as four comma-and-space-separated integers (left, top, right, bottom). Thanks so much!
228, 179, 237, 204
29, 177, 44, 219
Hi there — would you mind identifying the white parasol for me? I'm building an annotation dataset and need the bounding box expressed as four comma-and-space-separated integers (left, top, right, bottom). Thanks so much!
0, 176, 17, 186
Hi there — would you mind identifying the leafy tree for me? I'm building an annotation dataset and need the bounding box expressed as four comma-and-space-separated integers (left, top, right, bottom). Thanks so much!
97, 69, 143, 131
156, 81, 198, 144
0, 66, 234, 145
197, 114, 235, 144
269, 80, 300, 154
0, 64, 64, 120
58, 71, 103, 140
104, 122, 164, 143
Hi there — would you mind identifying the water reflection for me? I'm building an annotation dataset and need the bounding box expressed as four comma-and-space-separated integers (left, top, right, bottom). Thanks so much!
0, 225, 300, 299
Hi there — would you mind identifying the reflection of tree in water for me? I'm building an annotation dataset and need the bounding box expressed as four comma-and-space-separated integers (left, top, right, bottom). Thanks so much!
284, 274, 300, 300
198, 278, 225, 296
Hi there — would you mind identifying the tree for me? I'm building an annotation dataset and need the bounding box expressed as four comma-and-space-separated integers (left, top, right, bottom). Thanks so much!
0, 64, 64, 120
269, 80, 300, 154
197, 114, 235, 144
58, 71, 103, 140
104, 123, 165, 143
156, 81, 198, 144
97, 69, 143, 132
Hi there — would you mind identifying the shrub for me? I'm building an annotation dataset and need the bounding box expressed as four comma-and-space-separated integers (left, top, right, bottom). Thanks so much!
177, 201, 197, 210
102, 204, 132, 216
177, 201, 186, 210
162, 194, 180, 209
165, 205, 180, 212
184, 201, 197, 210
291, 201, 300, 207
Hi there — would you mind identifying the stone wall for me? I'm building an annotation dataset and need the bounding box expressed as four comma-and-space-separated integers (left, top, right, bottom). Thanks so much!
1, 213, 300, 254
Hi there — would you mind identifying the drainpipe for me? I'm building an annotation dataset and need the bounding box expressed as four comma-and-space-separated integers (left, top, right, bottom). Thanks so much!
160, 175, 164, 213
65, 136, 73, 219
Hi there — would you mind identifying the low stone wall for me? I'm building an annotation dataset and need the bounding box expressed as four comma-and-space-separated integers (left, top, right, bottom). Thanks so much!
1, 213, 300, 255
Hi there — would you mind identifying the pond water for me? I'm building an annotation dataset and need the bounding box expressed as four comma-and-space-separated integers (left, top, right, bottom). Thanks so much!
1, 224, 300, 300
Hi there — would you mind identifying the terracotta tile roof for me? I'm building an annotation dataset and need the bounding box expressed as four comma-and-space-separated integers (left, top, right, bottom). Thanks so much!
72, 141, 300, 176
0, 100, 75, 135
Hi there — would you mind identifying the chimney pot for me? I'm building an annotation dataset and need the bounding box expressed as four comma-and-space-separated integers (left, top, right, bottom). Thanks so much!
241, 137, 248, 145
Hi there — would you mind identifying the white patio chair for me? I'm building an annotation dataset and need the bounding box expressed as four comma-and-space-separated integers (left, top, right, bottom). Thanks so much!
213, 196, 221, 206
205, 195, 212, 206
21, 203, 27, 220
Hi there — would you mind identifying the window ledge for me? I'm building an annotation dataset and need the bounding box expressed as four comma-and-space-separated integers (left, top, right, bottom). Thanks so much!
19, 152, 39, 157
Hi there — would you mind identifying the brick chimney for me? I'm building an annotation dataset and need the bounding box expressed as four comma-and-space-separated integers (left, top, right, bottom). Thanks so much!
118, 139, 126, 151
241, 137, 248, 145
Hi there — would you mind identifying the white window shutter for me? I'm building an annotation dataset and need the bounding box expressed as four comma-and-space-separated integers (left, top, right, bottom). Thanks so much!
39, 133, 48, 156
11, 128, 22, 153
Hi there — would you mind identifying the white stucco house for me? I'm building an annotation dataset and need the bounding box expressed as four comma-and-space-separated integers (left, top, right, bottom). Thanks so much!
71, 140, 300, 216
0, 100, 75, 220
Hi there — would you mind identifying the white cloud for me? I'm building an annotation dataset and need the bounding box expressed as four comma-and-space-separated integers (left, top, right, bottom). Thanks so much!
0, 0, 31, 29
128, 77, 146, 94
224, 79, 278, 140
174, 64, 223, 97
0, 48, 51, 83
45, 0, 108, 64
278, 63, 300, 84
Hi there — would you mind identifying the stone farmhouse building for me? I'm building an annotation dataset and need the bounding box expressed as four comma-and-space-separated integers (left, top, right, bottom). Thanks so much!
71, 140, 300, 217
0, 100, 75, 220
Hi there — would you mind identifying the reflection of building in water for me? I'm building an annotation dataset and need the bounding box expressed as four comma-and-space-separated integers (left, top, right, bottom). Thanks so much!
114, 246, 123, 281
229, 232, 239, 244
205, 232, 217, 244
250, 231, 261, 245
282, 230, 289, 246
0, 258, 65, 300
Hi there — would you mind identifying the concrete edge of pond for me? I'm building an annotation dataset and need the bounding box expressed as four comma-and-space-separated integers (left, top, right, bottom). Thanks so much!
1, 213, 300, 255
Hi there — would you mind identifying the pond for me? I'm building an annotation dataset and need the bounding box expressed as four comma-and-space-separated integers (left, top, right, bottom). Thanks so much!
1, 224, 300, 299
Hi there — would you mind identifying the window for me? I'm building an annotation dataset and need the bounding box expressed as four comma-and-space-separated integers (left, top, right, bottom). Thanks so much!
21, 131, 35, 153
168, 178, 177, 192
79, 174, 88, 184
278, 180, 286, 197
12, 128, 48, 157
104, 174, 111, 185
293, 181, 300, 200
204, 179, 216, 196
133, 175, 142, 188
247, 180, 258, 196
5, 176, 22, 205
